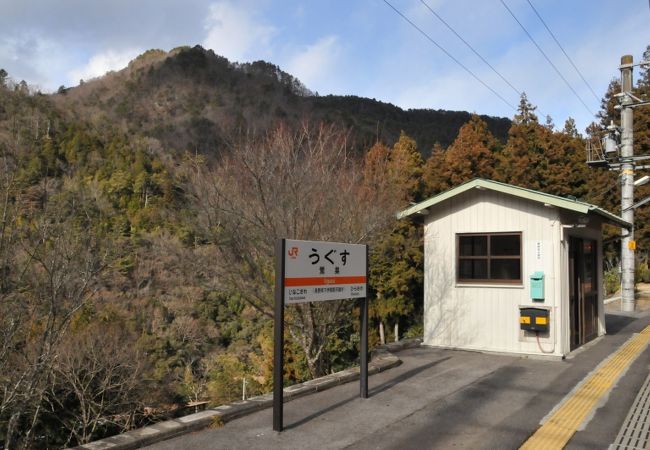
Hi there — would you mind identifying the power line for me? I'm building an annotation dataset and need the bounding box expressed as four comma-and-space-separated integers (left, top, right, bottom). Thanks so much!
416, 0, 556, 122
525, 0, 600, 102
381, 0, 516, 111
418, 0, 521, 99
499, 0, 596, 117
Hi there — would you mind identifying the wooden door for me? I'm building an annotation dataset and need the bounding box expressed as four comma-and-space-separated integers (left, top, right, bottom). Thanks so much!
569, 237, 598, 350
582, 240, 598, 342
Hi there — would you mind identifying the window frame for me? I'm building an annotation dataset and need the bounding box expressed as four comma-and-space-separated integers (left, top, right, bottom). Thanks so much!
456, 232, 523, 284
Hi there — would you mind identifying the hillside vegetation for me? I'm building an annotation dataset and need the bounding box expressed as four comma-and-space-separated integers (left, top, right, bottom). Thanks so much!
0, 44, 648, 448
53, 46, 510, 157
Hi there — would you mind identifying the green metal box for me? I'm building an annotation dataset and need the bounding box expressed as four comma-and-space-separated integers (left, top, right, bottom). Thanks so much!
530, 271, 544, 300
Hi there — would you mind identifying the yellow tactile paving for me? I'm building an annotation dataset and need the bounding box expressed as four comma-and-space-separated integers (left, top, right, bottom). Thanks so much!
520, 326, 650, 450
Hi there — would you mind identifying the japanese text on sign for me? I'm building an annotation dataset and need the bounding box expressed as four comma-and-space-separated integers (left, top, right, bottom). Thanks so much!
284, 239, 366, 304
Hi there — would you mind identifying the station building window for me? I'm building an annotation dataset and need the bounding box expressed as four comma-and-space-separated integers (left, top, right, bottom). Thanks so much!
457, 233, 522, 283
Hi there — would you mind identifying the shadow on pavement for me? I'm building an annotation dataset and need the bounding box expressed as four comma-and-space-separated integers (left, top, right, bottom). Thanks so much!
605, 314, 636, 335
381, 364, 527, 450
369, 356, 452, 397
285, 355, 451, 430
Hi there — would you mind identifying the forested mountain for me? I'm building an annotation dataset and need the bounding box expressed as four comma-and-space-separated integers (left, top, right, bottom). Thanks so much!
1, 44, 648, 449
53, 45, 510, 157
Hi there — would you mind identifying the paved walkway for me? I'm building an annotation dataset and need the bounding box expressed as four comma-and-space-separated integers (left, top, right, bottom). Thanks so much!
144, 311, 650, 450
522, 325, 650, 449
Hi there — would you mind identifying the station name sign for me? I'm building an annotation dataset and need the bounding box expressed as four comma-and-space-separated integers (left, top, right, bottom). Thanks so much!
274, 238, 370, 431
283, 239, 367, 304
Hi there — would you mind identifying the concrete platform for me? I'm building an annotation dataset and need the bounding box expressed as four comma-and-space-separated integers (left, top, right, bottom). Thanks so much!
141, 311, 650, 450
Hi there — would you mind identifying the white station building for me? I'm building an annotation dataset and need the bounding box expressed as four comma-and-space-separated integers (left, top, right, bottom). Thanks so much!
399, 179, 630, 357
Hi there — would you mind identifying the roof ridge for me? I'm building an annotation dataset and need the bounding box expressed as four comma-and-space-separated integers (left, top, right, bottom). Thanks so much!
472, 178, 594, 207
399, 178, 630, 229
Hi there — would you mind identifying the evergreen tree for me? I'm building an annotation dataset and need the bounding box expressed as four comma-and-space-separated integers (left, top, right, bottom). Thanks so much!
598, 79, 621, 128
634, 45, 650, 156
502, 96, 595, 199
369, 133, 424, 344
498, 94, 547, 189
514, 92, 538, 125
542, 127, 591, 199
369, 220, 422, 344
432, 114, 500, 190
563, 117, 579, 137
388, 131, 425, 203
422, 142, 445, 196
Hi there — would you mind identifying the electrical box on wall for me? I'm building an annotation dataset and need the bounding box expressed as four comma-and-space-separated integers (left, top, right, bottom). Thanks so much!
530, 271, 544, 301
520, 307, 549, 333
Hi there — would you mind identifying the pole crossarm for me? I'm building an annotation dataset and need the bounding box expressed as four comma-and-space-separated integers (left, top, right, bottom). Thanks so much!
623, 195, 650, 213
619, 60, 650, 69
626, 100, 650, 109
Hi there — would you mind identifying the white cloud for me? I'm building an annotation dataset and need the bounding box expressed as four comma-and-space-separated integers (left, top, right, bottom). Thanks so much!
68, 48, 142, 85
202, 1, 276, 62
0, 38, 19, 63
0, 34, 79, 92
285, 36, 341, 92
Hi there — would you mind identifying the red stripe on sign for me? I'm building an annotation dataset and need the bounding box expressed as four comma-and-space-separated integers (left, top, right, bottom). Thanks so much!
284, 276, 366, 287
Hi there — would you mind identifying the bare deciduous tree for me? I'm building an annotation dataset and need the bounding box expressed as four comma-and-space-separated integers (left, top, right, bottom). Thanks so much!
0, 190, 109, 449
185, 122, 400, 377
47, 322, 144, 446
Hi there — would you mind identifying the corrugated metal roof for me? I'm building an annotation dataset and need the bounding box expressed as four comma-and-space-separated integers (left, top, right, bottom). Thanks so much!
398, 178, 631, 229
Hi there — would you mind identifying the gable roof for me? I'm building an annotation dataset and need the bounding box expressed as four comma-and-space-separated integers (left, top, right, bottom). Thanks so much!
398, 179, 631, 229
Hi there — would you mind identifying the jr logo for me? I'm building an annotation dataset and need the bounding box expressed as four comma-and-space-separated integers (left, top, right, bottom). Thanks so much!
287, 247, 299, 259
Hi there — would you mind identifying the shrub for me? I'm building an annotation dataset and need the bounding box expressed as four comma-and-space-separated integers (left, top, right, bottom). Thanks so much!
636, 262, 650, 283
604, 267, 620, 296
404, 323, 423, 339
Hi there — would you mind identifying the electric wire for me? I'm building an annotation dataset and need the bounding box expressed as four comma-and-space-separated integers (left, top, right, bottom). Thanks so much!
417, 0, 553, 122
499, 0, 596, 117
419, 0, 521, 99
525, 0, 600, 103
382, 0, 516, 111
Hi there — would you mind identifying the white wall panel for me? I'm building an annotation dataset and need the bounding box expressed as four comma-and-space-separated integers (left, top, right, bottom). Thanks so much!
423, 189, 564, 356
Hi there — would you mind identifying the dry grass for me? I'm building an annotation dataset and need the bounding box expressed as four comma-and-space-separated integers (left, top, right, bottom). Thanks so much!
209, 415, 224, 429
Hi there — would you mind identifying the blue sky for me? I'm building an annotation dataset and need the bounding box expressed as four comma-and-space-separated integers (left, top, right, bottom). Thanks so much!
1, 0, 648, 134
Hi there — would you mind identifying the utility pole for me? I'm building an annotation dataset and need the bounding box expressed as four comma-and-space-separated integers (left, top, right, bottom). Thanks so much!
587, 55, 650, 312
620, 54, 635, 312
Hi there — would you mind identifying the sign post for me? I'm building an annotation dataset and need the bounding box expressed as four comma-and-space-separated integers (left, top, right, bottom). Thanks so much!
360, 245, 369, 399
273, 239, 285, 432
273, 238, 368, 432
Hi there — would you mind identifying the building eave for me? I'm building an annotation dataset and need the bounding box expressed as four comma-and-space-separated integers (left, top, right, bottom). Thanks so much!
398, 179, 631, 230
